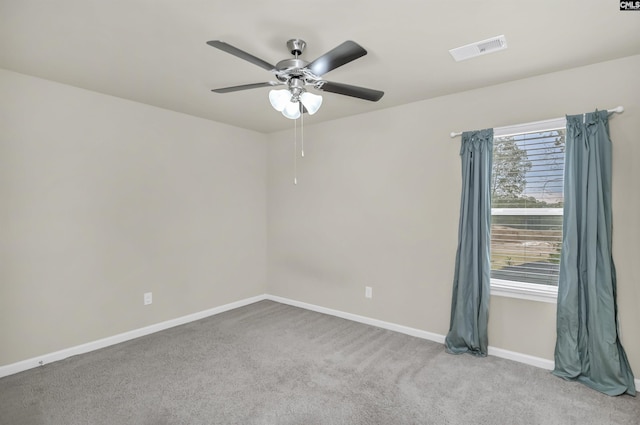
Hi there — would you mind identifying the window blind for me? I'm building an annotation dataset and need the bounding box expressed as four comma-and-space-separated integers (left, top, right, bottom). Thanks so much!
490, 129, 565, 286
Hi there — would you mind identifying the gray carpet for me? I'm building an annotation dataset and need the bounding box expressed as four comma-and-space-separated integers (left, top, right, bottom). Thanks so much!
0, 300, 638, 425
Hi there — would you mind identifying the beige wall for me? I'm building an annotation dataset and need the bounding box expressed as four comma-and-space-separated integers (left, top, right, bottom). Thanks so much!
267, 55, 640, 372
2, 55, 638, 376
0, 69, 268, 366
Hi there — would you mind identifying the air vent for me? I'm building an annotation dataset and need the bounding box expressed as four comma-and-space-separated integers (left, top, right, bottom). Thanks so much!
449, 35, 507, 62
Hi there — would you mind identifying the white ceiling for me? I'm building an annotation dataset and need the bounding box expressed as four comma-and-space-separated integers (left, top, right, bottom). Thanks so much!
1, 1, 639, 133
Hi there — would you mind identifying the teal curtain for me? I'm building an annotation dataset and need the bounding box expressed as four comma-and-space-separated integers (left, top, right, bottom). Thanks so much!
445, 129, 493, 356
553, 110, 635, 396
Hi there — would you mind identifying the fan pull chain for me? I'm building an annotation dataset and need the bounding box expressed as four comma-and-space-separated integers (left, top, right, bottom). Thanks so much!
293, 114, 297, 185
301, 104, 305, 158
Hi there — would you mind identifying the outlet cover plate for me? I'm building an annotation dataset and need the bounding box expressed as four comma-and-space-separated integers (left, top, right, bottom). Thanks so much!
365, 286, 372, 299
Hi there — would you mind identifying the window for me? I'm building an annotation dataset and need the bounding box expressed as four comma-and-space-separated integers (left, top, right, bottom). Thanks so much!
490, 119, 566, 302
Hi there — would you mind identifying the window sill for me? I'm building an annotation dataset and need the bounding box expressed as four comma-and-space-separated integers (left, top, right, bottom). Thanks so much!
490, 278, 558, 303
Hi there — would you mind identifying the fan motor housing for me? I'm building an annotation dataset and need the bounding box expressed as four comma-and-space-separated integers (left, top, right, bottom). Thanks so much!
275, 58, 309, 81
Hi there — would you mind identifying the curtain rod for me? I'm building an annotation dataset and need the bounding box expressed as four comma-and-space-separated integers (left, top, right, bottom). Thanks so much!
449, 106, 625, 138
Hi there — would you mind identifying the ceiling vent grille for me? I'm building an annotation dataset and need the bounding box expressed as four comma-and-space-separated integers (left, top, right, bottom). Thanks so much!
449, 35, 507, 62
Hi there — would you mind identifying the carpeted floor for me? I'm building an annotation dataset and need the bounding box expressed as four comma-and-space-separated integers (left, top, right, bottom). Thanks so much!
0, 300, 638, 424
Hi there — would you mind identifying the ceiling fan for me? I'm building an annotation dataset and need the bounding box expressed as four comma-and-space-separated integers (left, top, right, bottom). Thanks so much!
207, 39, 384, 119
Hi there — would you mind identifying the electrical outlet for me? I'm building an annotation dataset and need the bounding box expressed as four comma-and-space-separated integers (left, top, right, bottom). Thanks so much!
144, 292, 152, 305
365, 286, 372, 299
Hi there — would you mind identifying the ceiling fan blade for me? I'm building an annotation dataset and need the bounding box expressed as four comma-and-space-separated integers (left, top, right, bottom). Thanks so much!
212, 82, 284, 93
317, 81, 384, 102
207, 40, 275, 71
307, 41, 368, 76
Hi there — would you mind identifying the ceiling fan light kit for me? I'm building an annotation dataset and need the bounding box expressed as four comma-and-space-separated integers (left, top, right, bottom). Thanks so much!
268, 77, 323, 119
207, 38, 384, 119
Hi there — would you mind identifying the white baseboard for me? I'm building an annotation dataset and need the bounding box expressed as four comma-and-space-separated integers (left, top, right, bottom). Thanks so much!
0, 294, 267, 379
487, 346, 554, 370
3, 293, 638, 392
265, 294, 447, 344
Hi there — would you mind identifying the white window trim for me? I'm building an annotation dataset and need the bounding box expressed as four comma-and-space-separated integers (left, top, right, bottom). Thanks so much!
494, 117, 566, 138
490, 120, 566, 304
492, 208, 563, 216
491, 278, 558, 303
